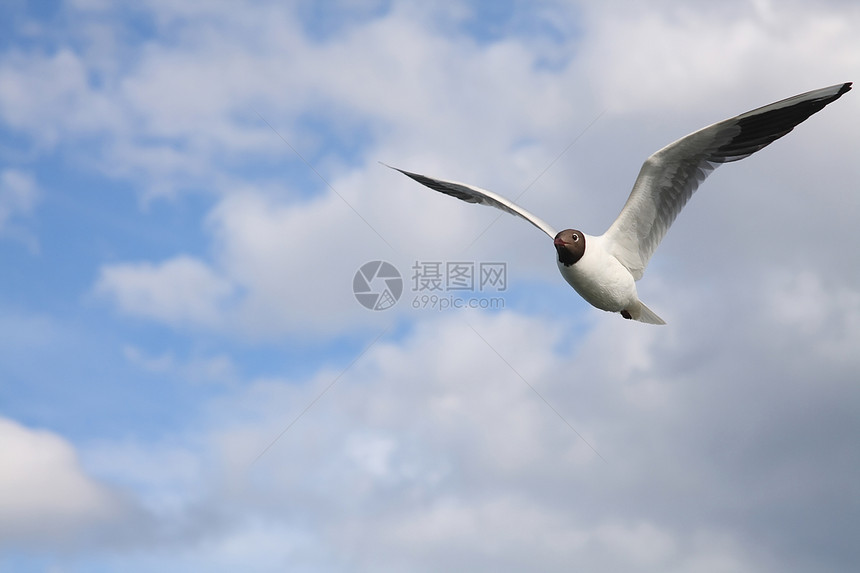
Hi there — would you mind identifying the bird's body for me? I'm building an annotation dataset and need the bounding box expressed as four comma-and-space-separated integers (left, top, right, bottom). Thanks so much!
386, 82, 852, 324
554, 230, 665, 323
558, 234, 634, 312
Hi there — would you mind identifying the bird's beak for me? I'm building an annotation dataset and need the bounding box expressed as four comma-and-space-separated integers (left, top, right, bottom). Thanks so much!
554, 237, 567, 246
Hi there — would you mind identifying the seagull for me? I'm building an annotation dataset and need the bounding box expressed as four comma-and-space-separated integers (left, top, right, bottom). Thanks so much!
385, 82, 852, 324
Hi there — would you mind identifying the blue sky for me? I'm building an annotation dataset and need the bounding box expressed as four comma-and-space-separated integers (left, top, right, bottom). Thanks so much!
2, 1, 859, 571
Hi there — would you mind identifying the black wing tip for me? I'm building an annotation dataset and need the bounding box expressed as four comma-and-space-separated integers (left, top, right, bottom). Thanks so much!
381, 163, 483, 205
716, 81, 852, 160
381, 162, 428, 184
827, 81, 852, 102
381, 162, 448, 190
379, 161, 406, 174
384, 164, 424, 185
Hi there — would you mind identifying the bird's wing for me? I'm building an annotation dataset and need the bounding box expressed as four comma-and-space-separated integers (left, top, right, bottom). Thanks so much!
603, 82, 852, 280
383, 163, 558, 239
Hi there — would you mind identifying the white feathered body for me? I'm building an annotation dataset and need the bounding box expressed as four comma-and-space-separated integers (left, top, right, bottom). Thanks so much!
556, 233, 637, 313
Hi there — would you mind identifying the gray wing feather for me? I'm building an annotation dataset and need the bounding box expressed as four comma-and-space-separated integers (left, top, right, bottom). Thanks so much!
605, 82, 852, 280
383, 163, 558, 239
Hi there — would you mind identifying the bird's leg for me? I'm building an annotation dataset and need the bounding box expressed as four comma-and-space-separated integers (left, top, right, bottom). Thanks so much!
621, 310, 632, 320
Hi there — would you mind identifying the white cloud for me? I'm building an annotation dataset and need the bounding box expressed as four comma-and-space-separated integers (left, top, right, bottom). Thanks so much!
95, 255, 235, 328
0, 169, 39, 251
0, 417, 128, 547
0, 49, 121, 147
0, 169, 38, 228
123, 345, 238, 384
0, 1, 589, 199
765, 270, 860, 363
76, 304, 858, 570
581, 1, 860, 114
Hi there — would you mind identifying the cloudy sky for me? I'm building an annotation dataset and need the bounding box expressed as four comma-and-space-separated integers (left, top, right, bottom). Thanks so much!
2, 0, 859, 571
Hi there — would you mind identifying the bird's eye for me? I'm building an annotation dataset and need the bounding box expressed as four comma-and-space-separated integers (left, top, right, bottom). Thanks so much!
571, 234, 579, 241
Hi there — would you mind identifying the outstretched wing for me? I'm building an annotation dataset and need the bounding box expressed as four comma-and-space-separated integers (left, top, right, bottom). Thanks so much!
604, 82, 852, 280
383, 163, 558, 239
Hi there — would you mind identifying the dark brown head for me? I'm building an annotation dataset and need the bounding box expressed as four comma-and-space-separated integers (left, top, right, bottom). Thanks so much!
554, 229, 585, 266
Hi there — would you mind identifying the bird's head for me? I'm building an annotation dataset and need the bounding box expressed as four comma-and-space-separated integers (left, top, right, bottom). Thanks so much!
554, 229, 585, 266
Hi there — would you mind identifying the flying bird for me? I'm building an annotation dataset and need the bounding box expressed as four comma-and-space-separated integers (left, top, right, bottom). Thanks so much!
385, 82, 852, 324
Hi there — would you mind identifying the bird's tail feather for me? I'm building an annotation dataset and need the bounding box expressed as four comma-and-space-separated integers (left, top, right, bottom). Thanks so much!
635, 302, 666, 325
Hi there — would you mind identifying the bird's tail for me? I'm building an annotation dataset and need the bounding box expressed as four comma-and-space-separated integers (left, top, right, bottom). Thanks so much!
634, 301, 666, 325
